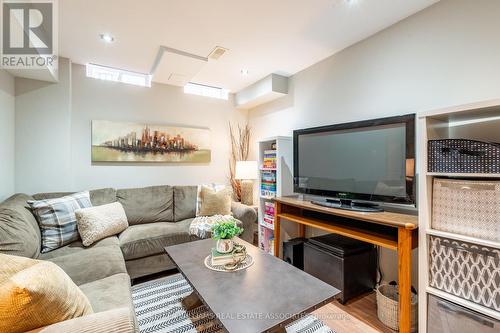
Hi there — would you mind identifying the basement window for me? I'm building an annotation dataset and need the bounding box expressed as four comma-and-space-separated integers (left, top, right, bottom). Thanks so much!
86, 63, 152, 87
184, 82, 229, 100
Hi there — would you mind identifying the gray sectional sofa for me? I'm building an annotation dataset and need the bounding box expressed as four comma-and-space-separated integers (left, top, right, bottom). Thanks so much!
0, 185, 257, 333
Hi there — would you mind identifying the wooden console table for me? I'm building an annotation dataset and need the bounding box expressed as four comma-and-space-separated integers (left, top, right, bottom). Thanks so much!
273, 196, 418, 333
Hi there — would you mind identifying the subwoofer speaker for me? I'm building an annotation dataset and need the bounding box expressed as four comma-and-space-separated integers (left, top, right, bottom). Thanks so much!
283, 238, 307, 270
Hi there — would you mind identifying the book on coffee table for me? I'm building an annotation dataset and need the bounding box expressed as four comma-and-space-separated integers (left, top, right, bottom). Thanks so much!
211, 248, 245, 266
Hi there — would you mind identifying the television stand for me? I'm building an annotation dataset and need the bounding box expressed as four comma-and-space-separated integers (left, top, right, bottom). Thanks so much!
311, 198, 384, 212
273, 196, 418, 333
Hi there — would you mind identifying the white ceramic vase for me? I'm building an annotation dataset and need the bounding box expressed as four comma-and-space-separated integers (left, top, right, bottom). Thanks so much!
216, 238, 234, 253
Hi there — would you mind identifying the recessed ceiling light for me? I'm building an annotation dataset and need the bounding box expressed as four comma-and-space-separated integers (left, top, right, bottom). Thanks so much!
240, 69, 249, 76
99, 33, 115, 43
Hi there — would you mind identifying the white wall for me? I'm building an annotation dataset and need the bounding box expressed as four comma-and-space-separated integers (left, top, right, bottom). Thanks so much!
249, 0, 500, 284
15, 58, 73, 194
15, 59, 247, 193
0, 70, 15, 201
70, 63, 247, 190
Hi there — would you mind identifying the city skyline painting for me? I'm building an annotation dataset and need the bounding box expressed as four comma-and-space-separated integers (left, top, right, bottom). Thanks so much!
91, 120, 211, 163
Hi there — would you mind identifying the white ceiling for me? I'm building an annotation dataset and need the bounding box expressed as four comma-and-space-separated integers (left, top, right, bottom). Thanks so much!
60, 0, 439, 92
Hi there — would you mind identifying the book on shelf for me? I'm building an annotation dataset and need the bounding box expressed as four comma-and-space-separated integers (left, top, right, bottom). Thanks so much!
264, 210, 275, 218
260, 190, 276, 198
263, 216, 274, 228
259, 226, 274, 254
261, 172, 276, 182
261, 182, 276, 189
264, 202, 275, 216
264, 150, 276, 155
264, 201, 275, 208
262, 157, 277, 168
262, 165, 276, 169
264, 207, 274, 217
210, 248, 245, 266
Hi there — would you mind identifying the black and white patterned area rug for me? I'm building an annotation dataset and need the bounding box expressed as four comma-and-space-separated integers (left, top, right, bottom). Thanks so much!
132, 273, 334, 333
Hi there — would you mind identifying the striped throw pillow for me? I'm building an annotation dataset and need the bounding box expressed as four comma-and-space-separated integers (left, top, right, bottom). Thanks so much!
28, 191, 92, 253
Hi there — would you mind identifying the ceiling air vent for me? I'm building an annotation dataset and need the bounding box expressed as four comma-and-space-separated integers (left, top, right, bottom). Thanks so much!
208, 46, 228, 60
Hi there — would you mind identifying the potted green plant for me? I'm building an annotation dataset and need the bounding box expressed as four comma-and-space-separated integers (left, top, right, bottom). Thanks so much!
211, 219, 243, 253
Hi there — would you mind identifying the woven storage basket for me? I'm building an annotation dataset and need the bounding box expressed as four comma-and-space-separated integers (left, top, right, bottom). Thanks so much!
376, 284, 418, 332
432, 178, 500, 242
429, 236, 500, 311
428, 139, 500, 173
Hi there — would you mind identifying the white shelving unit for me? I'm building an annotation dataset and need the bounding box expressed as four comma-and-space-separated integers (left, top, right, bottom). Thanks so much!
257, 136, 293, 254
418, 99, 500, 332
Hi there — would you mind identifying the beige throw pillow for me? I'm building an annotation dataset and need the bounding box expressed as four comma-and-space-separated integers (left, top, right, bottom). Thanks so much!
196, 184, 228, 216
75, 202, 129, 246
0, 254, 93, 333
198, 185, 232, 216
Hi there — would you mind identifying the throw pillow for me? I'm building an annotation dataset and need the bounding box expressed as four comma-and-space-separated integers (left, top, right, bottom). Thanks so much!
196, 184, 230, 216
198, 185, 233, 216
0, 254, 93, 333
75, 202, 129, 246
28, 191, 92, 253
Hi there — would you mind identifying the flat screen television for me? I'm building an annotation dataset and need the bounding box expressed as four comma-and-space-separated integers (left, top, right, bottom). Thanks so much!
293, 114, 416, 210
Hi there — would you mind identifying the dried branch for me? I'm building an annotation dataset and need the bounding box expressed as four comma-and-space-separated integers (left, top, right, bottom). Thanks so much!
228, 122, 251, 201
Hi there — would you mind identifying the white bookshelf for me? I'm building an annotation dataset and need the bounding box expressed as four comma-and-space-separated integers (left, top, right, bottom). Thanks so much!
257, 136, 293, 254
418, 99, 500, 332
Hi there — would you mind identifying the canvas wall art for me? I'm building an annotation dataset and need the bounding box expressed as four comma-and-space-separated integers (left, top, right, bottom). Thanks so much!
91, 120, 211, 163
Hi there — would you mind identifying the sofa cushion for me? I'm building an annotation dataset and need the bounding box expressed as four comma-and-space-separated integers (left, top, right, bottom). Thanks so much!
0, 194, 41, 258
47, 245, 127, 286
195, 184, 227, 216
173, 186, 197, 221
0, 254, 93, 333
24, 307, 135, 333
28, 192, 93, 253
198, 185, 232, 216
33, 188, 117, 206
79, 273, 133, 313
32, 192, 73, 200
117, 185, 174, 225
37, 236, 119, 260
89, 188, 117, 206
119, 219, 195, 260
76, 202, 128, 246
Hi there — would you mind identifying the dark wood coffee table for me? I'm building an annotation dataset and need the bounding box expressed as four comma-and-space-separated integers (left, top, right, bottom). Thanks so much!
165, 238, 340, 333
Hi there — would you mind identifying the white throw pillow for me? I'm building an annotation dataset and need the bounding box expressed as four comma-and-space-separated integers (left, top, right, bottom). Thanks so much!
75, 202, 129, 246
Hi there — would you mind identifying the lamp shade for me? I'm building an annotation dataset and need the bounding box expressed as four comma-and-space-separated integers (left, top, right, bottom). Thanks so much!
235, 161, 258, 180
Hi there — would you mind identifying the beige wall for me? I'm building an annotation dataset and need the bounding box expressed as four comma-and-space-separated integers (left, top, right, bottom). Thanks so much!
248, 0, 500, 284
14, 59, 247, 194
0, 70, 15, 201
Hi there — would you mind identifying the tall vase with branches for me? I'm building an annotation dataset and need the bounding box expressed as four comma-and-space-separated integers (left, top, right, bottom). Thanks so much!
229, 122, 251, 202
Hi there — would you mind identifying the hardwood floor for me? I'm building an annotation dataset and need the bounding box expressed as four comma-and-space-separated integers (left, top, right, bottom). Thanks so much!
312, 292, 397, 333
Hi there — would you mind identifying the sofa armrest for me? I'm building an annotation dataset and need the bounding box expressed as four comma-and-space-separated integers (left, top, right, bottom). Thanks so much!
25, 307, 137, 333
231, 202, 257, 243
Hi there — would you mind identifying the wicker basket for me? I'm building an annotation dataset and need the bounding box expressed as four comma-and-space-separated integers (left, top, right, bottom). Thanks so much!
376, 283, 418, 332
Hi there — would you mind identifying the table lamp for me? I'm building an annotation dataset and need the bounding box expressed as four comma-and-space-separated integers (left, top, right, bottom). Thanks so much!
235, 161, 258, 205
